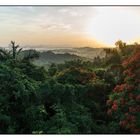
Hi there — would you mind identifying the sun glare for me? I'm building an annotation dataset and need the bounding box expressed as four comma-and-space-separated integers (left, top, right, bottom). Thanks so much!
87, 7, 140, 46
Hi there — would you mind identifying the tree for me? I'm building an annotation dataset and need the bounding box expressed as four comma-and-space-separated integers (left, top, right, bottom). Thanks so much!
0, 41, 39, 62
10, 41, 22, 59
22, 49, 39, 61
107, 44, 140, 134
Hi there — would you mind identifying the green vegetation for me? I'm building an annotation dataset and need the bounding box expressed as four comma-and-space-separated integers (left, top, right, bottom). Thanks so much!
0, 40, 140, 134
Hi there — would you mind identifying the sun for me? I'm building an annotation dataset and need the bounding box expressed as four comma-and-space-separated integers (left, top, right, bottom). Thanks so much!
87, 7, 140, 46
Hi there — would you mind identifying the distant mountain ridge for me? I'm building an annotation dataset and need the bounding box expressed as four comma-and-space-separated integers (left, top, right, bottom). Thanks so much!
21, 46, 107, 67
51, 47, 105, 59
33, 50, 82, 66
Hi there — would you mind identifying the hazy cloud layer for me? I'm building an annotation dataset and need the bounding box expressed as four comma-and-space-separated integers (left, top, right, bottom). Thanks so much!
0, 6, 140, 47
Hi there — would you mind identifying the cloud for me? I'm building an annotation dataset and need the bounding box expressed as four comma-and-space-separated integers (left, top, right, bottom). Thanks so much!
58, 8, 83, 17
0, 6, 97, 46
40, 23, 72, 32
0, 7, 96, 33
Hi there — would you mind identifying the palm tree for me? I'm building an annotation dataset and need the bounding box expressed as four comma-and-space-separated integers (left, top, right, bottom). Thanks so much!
0, 41, 39, 62
10, 41, 23, 59
0, 41, 22, 61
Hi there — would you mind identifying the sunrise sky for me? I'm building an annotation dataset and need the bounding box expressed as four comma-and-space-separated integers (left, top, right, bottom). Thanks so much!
0, 6, 140, 48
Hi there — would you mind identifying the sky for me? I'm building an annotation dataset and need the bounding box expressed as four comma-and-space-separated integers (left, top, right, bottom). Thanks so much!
0, 6, 140, 48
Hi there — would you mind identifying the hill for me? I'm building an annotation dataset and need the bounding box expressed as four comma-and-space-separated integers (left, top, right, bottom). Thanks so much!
33, 50, 82, 66
51, 47, 105, 59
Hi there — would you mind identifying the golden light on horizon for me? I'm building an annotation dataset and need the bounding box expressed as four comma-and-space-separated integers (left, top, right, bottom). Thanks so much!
0, 7, 140, 48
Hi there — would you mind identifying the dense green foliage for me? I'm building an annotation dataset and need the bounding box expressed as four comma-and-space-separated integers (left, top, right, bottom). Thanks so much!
0, 40, 139, 134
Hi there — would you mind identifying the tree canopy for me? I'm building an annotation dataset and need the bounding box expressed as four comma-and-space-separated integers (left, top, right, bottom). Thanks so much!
0, 41, 140, 134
